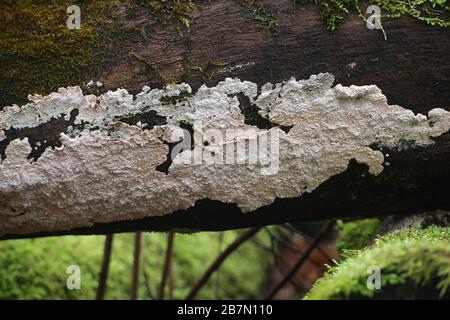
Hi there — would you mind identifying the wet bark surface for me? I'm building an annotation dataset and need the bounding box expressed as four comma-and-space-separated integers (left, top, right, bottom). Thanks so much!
1, 1, 450, 238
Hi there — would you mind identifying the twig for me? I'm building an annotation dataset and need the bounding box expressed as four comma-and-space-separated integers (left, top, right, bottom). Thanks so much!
143, 268, 155, 300
265, 227, 287, 274
265, 227, 279, 267
168, 259, 175, 299
96, 234, 114, 300
130, 232, 144, 300
214, 232, 225, 299
185, 227, 261, 300
275, 255, 305, 293
266, 227, 318, 260
265, 220, 335, 300
157, 232, 175, 300
255, 233, 304, 293
283, 223, 332, 262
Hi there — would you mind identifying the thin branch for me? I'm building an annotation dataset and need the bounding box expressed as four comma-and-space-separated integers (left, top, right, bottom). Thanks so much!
283, 223, 332, 261
168, 258, 175, 299
264, 227, 279, 268
250, 237, 273, 253
185, 227, 261, 300
157, 232, 175, 300
265, 220, 335, 300
266, 227, 319, 262
96, 234, 114, 300
265, 227, 288, 275
275, 255, 306, 293
130, 232, 144, 300
254, 233, 303, 293
143, 268, 155, 300
214, 232, 225, 299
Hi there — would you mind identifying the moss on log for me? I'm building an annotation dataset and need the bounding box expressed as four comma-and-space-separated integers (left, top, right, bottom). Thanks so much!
305, 225, 450, 299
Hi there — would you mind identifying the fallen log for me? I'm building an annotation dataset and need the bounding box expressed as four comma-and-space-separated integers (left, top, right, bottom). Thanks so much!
0, 1, 449, 239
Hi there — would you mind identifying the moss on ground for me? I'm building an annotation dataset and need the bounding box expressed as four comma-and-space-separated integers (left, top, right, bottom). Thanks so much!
305, 225, 450, 299
0, 230, 271, 300
335, 218, 381, 254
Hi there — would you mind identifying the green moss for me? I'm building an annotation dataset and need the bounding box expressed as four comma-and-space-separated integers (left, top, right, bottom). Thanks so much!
1, 0, 448, 107
0, 0, 140, 107
237, 0, 449, 36
335, 218, 381, 254
143, 0, 280, 36
295, 0, 449, 32
142, 0, 194, 30
236, 0, 279, 35
305, 225, 450, 300
183, 60, 231, 84
236, 0, 449, 37
0, 230, 271, 299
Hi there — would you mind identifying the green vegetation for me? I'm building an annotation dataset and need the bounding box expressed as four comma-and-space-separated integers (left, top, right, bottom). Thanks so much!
0, 0, 140, 106
0, 231, 271, 299
335, 218, 381, 254
295, 0, 450, 31
236, 1, 279, 35
2, 220, 449, 299
305, 225, 450, 299
134, 0, 450, 37
182, 60, 231, 85
0, 1, 448, 106
141, 0, 194, 33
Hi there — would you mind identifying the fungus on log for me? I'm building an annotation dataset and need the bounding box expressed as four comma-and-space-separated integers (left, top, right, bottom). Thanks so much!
0, 1, 449, 239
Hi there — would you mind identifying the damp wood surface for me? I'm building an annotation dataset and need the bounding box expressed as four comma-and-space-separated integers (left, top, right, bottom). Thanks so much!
0, 0, 449, 239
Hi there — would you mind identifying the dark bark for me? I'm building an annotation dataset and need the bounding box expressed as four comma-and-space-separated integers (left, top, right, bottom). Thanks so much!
157, 232, 175, 300
87, 1, 450, 116
0, 1, 449, 239
130, 232, 143, 300
96, 234, 114, 300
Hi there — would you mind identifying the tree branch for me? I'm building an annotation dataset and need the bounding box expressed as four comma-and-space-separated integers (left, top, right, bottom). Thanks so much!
265, 221, 335, 300
130, 232, 143, 300
96, 234, 114, 300
185, 227, 261, 300
1, 1, 449, 239
157, 232, 175, 300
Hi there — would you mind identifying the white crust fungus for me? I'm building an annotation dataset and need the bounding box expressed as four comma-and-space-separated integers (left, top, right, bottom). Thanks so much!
1, 73, 449, 235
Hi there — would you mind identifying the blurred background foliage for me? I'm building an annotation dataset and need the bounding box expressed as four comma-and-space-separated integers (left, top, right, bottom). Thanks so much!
1, 217, 449, 300
0, 230, 272, 299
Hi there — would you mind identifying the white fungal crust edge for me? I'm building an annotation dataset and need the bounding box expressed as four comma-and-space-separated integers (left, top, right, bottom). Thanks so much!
1, 73, 449, 235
